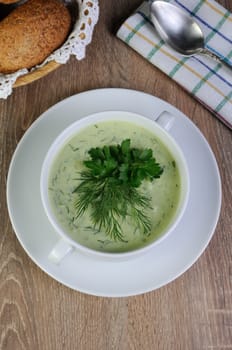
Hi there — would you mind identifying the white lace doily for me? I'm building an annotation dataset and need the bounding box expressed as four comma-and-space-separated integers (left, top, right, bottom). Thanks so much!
0, 0, 99, 99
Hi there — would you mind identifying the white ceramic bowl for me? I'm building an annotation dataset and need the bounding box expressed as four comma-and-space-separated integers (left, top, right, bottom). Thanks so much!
40, 111, 189, 263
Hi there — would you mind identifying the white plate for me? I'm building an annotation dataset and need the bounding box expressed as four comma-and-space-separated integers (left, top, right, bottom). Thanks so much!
7, 88, 221, 297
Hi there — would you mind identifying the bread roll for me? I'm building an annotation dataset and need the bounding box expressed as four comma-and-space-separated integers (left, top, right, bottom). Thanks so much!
0, 0, 71, 73
0, 1, 20, 3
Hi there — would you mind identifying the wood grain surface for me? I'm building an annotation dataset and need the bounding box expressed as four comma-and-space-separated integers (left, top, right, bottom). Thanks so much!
0, 1, 232, 349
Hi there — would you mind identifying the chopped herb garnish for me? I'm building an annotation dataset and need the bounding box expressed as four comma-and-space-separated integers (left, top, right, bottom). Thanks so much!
68, 144, 79, 152
73, 139, 163, 241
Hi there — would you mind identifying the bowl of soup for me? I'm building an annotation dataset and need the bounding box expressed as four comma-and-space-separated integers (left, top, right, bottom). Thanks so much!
40, 111, 189, 262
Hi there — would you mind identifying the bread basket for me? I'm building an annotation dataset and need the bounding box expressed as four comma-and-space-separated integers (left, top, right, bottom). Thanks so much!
0, 0, 99, 97
13, 61, 61, 87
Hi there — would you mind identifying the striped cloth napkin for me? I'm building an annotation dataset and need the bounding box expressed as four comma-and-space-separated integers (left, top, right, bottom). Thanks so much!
116, 0, 232, 129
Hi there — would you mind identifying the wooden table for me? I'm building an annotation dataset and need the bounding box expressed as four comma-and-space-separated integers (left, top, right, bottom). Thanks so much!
1, 1, 232, 349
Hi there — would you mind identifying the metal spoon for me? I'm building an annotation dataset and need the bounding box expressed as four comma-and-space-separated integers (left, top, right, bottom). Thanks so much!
149, 0, 231, 68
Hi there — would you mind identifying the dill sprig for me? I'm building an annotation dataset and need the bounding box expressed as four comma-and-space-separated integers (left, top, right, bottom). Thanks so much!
73, 139, 163, 242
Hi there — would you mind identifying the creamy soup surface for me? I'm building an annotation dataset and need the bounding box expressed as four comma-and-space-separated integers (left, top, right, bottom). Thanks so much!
48, 120, 180, 252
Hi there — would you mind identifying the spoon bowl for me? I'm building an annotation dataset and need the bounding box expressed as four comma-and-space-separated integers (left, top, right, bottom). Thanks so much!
150, 0, 231, 67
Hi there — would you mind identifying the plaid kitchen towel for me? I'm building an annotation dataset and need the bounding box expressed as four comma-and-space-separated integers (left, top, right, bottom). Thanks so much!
116, 0, 232, 129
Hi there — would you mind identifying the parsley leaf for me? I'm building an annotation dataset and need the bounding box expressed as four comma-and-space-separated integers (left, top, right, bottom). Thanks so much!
74, 139, 163, 241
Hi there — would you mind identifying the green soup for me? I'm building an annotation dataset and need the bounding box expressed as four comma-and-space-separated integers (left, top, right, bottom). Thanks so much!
48, 120, 180, 253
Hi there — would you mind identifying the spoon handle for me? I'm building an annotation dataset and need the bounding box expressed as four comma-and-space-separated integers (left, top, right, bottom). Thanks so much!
200, 48, 232, 69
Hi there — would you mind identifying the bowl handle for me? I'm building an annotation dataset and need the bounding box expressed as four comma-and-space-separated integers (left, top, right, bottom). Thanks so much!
156, 111, 175, 131
48, 239, 73, 264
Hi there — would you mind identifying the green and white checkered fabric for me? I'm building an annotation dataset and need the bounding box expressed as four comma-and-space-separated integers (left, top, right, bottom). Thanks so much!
117, 0, 232, 129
